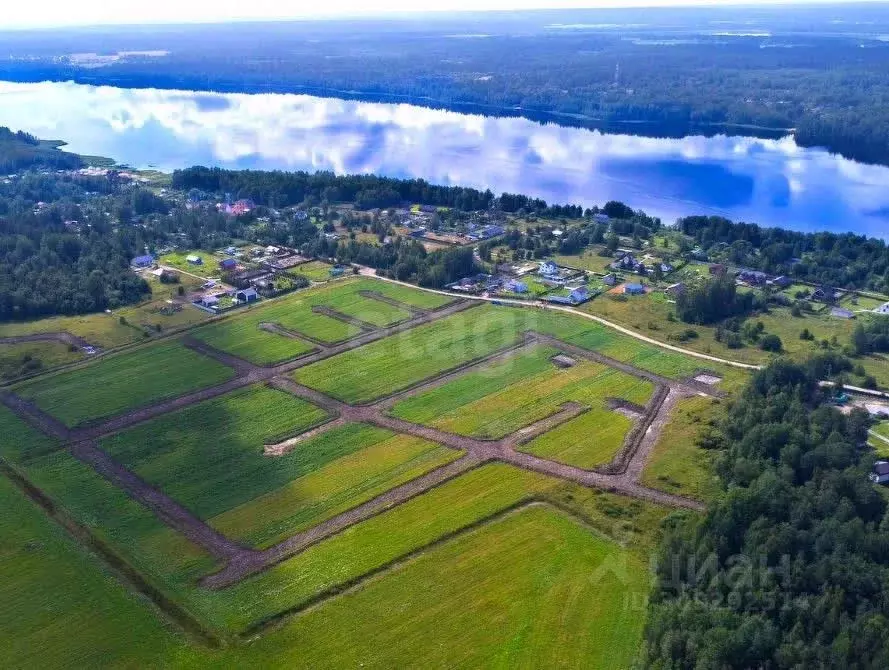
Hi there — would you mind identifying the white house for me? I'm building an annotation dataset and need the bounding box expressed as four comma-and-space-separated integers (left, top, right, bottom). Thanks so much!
874, 301, 889, 315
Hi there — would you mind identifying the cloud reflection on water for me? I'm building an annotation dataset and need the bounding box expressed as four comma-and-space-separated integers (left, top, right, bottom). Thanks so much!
2, 81, 889, 235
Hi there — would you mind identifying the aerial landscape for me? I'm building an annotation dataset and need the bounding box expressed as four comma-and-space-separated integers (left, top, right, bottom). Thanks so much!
4, 1, 889, 668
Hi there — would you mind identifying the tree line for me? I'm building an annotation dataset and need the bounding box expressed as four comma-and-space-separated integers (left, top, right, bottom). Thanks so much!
644, 358, 889, 668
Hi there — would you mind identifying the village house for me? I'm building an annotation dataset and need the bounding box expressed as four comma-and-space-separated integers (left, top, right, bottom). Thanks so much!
708, 263, 726, 276
506, 279, 528, 294
131, 254, 155, 269
830, 307, 855, 320
737, 269, 768, 286
186, 254, 203, 265
874, 301, 889, 315
219, 258, 237, 271
602, 273, 617, 287
624, 283, 646, 296
869, 461, 889, 485
813, 286, 843, 303
539, 261, 560, 278
235, 288, 259, 304
768, 275, 792, 289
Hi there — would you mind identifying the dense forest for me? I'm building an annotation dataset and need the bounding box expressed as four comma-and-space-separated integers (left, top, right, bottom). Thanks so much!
0, 173, 148, 319
644, 358, 889, 668
0, 127, 82, 173
6, 7, 889, 164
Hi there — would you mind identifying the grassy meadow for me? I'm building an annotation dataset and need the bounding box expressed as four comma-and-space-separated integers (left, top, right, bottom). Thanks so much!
391, 345, 651, 467
641, 395, 723, 502
209, 423, 461, 548
0, 340, 83, 381
296, 303, 704, 404
100, 385, 330, 519
192, 278, 451, 365
15, 339, 234, 427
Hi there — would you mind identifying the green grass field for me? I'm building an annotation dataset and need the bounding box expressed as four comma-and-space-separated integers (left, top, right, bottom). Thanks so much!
0, 311, 144, 349
290, 260, 334, 282
641, 395, 723, 501
0, 340, 83, 381
520, 407, 635, 469
208, 423, 461, 548
100, 385, 330, 519
585, 288, 858, 368
159, 250, 222, 278
200, 462, 668, 633
0, 404, 59, 464
391, 345, 650, 467
15, 340, 235, 427
296, 303, 699, 404
193, 279, 451, 365
0, 475, 186, 668
212, 505, 649, 669
0, 466, 653, 668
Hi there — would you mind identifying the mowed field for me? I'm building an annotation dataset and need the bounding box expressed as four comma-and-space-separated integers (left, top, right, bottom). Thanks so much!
392, 345, 651, 468
192, 279, 451, 365
295, 302, 702, 404
209, 423, 461, 548
99, 385, 330, 520
210, 505, 650, 670
14, 339, 234, 427
0, 467, 650, 669
0, 278, 729, 667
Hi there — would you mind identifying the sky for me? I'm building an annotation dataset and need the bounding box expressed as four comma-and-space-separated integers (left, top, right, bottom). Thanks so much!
1, 0, 884, 29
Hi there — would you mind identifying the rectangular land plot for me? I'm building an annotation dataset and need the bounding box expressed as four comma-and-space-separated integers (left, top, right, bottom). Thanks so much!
199, 462, 669, 634
293, 305, 534, 403
99, 385, 330, 520
218, 505, 649, 670
0, 404, 59, 464
14, 340, 235, 427
209, 423, 462, 548
192, 279, 452, 365
296, 304, 704, 404
393, 345, 652, 446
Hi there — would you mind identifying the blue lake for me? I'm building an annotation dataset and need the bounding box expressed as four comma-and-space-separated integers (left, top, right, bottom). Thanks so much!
2, 80, 889, 236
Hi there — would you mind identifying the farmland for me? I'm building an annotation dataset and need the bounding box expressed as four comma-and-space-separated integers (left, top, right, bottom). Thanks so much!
209, 423, 461, 547
0, 273, 729, 667
0, 476, 183, 668
15, 340, 234, 427
192, 278, 451, 365
391, 344, 652, 468
100, 385, 330, 519
194, 463, 669, 633
295, 303, 702, 404
215, 505, 650, 669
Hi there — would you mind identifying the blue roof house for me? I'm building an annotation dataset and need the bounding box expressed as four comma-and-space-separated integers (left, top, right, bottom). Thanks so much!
219, 258, 237, 271
507, 280, 528, 294
131, 254, 154, 269
624, 283, 646, 295
568, 286, 590, 303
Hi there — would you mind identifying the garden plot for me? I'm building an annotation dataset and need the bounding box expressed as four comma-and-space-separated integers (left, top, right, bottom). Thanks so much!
14, 339, 235, 427
192, 279, 452, 365
208, 423, 461, 548
99, 385, 330, 520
